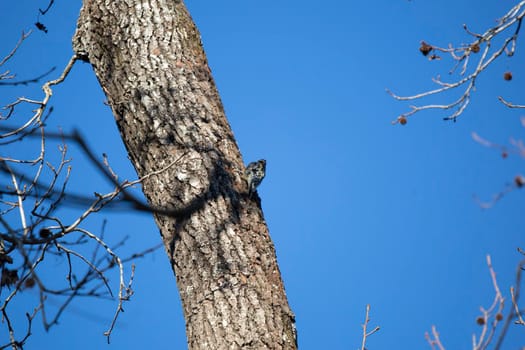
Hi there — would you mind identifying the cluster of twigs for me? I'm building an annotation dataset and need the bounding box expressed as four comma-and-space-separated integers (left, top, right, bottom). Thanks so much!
389, 1, 525, 124
0, 31, 169, 349
425, 253, 525, 350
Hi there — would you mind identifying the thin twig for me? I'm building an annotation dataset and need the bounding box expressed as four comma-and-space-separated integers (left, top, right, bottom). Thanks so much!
498, 96, 525, 108
425, 325, 445, 350
0, 31, 31, 67
360, 304, 380, 350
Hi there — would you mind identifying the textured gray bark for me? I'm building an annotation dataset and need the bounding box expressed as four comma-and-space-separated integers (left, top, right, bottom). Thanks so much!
73, 1, 296, 349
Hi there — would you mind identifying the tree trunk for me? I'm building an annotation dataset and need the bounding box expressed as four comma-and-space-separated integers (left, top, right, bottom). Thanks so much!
73, 1, 296, 349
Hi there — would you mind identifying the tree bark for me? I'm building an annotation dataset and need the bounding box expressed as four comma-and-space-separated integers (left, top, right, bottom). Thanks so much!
73, 1, 296, 349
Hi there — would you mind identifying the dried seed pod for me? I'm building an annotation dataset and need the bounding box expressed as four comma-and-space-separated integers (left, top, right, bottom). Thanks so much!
419, 41, 433, 56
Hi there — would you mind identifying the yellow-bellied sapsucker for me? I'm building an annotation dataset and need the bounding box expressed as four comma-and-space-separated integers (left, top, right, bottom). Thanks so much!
245, 159, 266, 195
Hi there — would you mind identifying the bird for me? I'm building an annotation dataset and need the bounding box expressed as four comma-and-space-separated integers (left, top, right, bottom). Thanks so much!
245, 159, 266, 196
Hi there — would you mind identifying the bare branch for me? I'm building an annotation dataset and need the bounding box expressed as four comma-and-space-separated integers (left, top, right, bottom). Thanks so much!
493, 257, 525, 350
359, 304, 380, 350
0, 50, 167, 346
511, 286, 525, 325
425, 325, 445, 350
103, 264, 135, 343
0, 31, 31, 68
390, 1, 525, 123
0, 55, 77, 140
474, 255, 504, 350
498, 96, 525, 109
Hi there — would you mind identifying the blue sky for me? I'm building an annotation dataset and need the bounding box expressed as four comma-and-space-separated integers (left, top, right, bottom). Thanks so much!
1, 0, 524, 349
